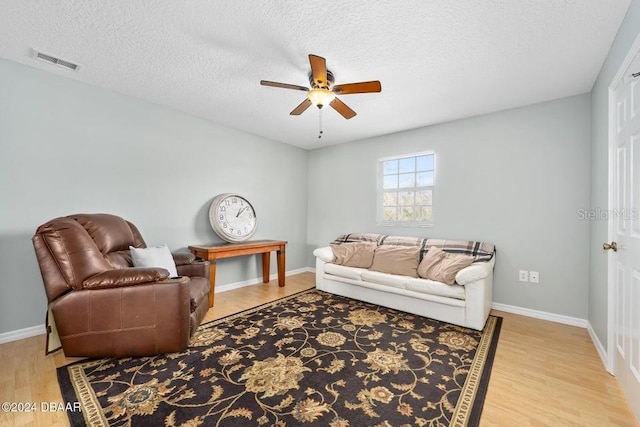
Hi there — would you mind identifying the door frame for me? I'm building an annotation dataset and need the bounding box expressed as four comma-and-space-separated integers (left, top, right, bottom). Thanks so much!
607, 32, 640, 375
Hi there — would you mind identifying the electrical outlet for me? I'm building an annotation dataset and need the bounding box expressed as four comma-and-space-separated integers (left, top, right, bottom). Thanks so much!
519, 270, 528, 282
530, 271, 539, 283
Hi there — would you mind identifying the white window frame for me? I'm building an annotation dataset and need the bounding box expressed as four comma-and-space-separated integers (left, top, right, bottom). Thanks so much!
376, 151, 435, 227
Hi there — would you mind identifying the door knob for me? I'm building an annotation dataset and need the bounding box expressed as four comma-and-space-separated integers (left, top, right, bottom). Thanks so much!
603, 241, 618, 252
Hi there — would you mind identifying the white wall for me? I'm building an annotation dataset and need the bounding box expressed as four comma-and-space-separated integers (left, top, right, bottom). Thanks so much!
308, 94, 591, 318
589, 0, 640, 346
0, 58, 309, 335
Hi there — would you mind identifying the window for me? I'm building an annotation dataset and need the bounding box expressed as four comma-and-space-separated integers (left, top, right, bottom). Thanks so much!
377, 152, 434, 226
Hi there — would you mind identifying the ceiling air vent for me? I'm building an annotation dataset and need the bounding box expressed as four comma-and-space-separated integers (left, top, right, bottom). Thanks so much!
31, 49, 80, 72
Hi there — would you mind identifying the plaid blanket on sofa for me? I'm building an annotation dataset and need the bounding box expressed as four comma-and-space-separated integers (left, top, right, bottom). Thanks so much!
331, 233, 495, 262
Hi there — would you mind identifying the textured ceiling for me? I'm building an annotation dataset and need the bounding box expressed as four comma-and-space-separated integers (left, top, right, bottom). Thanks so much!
0, 1, 631, 150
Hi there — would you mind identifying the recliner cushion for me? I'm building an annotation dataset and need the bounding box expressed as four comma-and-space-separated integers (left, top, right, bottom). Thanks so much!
36, 218, 112, 289
72, 214, 143, 254
105, 250, 134, 269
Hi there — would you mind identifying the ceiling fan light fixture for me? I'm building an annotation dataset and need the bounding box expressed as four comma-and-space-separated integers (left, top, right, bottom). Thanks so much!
307, 88, 335, 107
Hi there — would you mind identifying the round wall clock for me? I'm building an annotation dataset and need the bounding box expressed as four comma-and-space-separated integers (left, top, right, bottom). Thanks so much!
209, 193, 257, 243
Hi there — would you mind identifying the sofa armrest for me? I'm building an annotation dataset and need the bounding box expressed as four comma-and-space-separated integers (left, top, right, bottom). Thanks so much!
83, 268, 170, 289
313, 246, 335, 263
455, 258, 495, 285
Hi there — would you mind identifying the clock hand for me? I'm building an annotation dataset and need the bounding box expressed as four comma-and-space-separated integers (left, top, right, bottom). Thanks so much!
236, 206, 247, 218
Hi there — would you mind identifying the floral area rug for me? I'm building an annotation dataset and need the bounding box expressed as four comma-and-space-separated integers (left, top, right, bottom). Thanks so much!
58, 289, 501, 427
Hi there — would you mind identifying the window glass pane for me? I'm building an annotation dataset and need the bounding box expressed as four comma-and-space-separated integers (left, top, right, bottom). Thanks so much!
383, 192, 397, 206
383, 175, 398, 189
383, 160, 398, 175
415, 189, 432, 205
398, 191, 414, 206
417, 171, 434, 187
383, 207, 397, 221
378, 153, 434, 225
415, 206, 433, 222
417, 155, 434, 171
399, 206, 414, 221
399, 157, 415, 173
398, 173, 415, 188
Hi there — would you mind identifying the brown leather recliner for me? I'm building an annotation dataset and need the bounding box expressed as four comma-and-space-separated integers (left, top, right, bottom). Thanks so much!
32, 213, 210, 357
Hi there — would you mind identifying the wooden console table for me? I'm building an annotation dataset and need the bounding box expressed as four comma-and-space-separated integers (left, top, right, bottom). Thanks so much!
189, 240, 287, 307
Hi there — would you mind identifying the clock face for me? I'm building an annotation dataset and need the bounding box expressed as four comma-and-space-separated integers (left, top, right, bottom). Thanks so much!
209, 194, 257, 242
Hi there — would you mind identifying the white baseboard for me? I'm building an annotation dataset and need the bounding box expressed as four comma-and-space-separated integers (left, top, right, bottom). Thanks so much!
0, 324, 45, 345
491, 302, 588, 328
587, 322, 612, 374
215, 267, 315, 293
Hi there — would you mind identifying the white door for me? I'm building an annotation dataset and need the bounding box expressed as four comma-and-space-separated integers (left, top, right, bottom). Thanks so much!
610, 51, 640, 422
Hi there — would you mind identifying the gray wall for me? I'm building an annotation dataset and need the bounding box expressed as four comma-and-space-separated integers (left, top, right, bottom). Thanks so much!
0, 58, 309, 335
589, 0, 640, 346
5, 3, 638, 336
308, 94, 591, 318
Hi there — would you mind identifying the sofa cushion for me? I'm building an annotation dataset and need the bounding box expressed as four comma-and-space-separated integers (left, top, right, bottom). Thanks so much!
418, 247, 475, 285
405, 277, 466, 300
361, 270, 407, 289
330, 242, 376, 268
324, 263, 368, 281
370, 245, 420, 277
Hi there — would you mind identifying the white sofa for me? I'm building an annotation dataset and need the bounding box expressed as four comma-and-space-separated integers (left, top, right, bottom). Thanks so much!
313, 236, 495, 330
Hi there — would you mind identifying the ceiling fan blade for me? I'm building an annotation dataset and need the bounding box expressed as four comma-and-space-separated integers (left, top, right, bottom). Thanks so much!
260, 80, 309, 92
290, 99, 312, 115
332, 81, 382, 95
309, 54, 328, 88
329, 97, 357, 120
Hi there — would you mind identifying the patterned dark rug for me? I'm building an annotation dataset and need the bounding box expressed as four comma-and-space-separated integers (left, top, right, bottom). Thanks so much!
58, 289, 501, 427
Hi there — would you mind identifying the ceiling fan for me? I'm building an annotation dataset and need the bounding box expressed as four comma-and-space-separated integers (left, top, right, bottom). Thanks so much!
260, 54, 382, 120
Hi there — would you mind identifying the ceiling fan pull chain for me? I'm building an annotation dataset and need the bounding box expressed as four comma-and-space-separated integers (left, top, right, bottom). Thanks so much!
318, 109, 324, 139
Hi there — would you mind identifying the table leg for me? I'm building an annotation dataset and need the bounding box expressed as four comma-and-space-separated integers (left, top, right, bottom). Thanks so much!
277, 247, 285, 287
208, 260, 217, 307
262, 252, 270, 283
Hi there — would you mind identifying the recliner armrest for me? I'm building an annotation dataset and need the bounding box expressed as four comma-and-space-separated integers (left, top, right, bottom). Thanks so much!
172, 252, 196, 266
83, 267, 170, 289
176, 260, 210, 280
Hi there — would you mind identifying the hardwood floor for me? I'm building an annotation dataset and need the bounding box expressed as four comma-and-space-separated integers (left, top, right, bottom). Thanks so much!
0, 272, 637, 426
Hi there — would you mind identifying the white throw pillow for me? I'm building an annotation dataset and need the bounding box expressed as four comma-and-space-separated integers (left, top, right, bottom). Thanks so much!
130, 245, 178, 278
